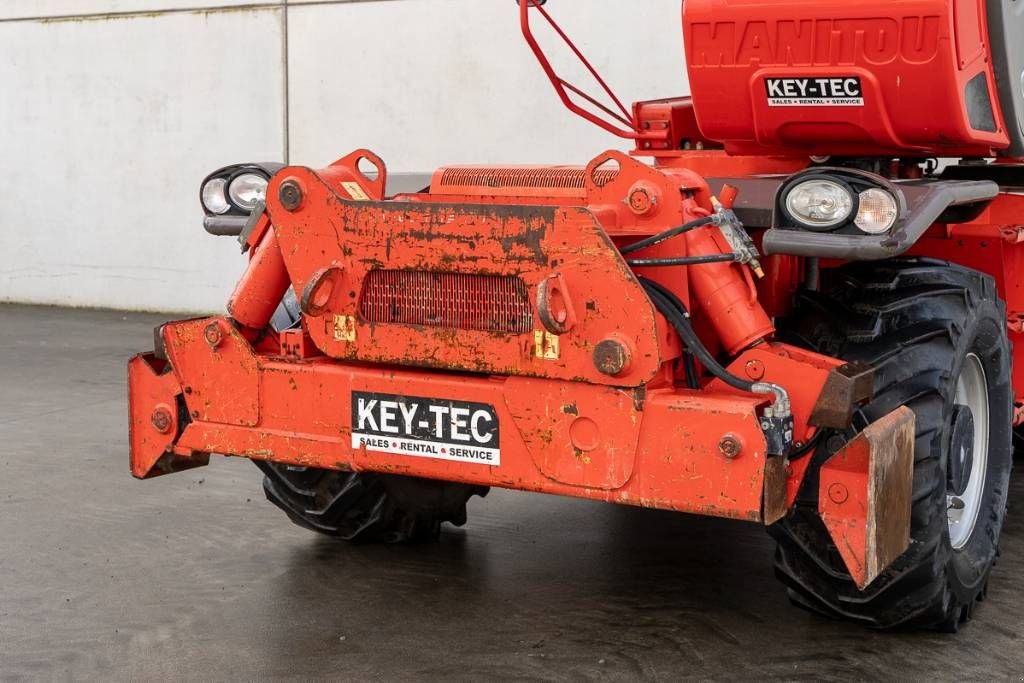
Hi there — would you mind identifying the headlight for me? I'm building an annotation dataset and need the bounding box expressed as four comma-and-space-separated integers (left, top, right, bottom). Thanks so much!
228, 172, 269, 211
783, 178, 855, 230
201, 177, 230, 215
854, 188, 898, 234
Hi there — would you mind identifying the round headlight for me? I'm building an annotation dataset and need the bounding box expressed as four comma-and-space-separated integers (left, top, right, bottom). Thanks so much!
201, 177, 230, 215
228, 173, 268, 211
854, 188, 898, 234
783, 178, 855, 230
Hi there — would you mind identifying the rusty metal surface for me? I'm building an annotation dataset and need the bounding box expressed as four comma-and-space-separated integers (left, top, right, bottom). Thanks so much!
818, 406, 916, 589
127, 354, 208, 479
269, 167, 664, 387
761, 455, 789, 525
259, 150, 726, 389
6, 305, 1024, 679
162, 319, 260, 428
809, 361, 876, 429
143, 315, 773, 521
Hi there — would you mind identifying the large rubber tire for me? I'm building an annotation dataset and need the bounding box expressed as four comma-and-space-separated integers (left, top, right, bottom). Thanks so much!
256, 461, 488, 543
260, 296, 487, 542
771, 258, 1013, 630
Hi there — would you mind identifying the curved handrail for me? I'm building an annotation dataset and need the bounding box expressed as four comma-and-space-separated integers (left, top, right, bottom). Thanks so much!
518, 0, 641, 139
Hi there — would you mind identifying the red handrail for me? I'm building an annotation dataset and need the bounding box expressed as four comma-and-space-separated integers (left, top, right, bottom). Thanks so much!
519, 0, 641, 140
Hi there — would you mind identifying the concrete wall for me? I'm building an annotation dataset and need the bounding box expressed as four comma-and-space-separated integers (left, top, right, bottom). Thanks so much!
0, 0, 687, 313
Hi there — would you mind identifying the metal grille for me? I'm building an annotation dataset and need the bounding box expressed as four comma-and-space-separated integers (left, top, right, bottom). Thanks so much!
359, 270, 533, 334
436, 166, 618, 191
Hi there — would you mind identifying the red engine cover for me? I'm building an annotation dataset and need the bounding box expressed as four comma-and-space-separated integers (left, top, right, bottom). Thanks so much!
683, 0, 1010, 157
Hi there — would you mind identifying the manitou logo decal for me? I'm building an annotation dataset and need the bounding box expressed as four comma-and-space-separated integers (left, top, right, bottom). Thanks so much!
688, 17, 940, 67
765, 77, 863, 106
351, 391, 500, 465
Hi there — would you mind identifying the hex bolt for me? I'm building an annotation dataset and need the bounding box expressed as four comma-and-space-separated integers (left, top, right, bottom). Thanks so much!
718, 435, 742, 459
279, 179, 303, 211
204, 322, 223, 348
151, 407, 173, 434
828, 482, 849, 504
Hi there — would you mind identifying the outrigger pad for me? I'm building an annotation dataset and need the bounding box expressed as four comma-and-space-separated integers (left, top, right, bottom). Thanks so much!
817, 406, 915, 589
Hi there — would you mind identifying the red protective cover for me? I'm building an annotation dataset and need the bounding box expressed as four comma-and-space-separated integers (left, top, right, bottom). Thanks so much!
683, 0, 1010, 157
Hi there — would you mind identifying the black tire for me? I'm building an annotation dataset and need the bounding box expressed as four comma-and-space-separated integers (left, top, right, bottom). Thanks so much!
771, 258, 1013, 630
256, 461, 488, 543
260, 298, 487, 542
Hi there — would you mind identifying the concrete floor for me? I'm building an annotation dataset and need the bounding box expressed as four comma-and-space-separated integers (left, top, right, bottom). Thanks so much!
2, 303, 1024, 681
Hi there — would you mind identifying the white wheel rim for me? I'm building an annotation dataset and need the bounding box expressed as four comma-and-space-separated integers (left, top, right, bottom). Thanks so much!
947, 353, 989, 550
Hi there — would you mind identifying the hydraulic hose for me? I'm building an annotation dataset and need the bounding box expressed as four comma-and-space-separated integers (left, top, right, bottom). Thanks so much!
683, 351, 700, 390
639, 276, 794, 455
639, 277, 754, 392
626, 254, 738, 267
619, 216, 716, 255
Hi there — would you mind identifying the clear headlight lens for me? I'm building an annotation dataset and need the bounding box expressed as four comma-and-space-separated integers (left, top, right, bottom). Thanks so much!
201, 177, 230, 215
854, 188, 898, 234
784, 179, 855, 229
228, 173, 268, 211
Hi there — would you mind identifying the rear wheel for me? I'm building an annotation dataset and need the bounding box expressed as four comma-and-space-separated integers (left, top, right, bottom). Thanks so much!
260, 294, 488, 543
256, 461, 488, 543
772, 259, 1012, 630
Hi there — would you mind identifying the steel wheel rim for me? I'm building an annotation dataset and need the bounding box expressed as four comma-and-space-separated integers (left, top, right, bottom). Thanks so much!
947, 353, 989, 550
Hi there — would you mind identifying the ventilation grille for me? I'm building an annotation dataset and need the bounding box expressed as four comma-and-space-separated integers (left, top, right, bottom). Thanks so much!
434, 166, 618, 194
359, 270, 533, 334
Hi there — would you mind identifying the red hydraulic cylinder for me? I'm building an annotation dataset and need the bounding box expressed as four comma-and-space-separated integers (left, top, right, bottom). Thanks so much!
685, 225, 774, 354
227, 229, 291, 330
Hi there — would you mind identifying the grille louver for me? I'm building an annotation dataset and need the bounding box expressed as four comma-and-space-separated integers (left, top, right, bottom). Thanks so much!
359, 270, 533, 334
431, 166, 618, 197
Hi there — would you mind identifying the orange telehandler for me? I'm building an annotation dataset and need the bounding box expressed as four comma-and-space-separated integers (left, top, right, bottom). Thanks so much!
129, 0, 1024, 630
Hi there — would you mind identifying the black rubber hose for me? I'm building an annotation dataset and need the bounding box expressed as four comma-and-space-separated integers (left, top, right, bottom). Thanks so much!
619, 215, 716, 255
626, 254, 738, 267
683, 351, 700, 390
788, 428, 823, 460
639, 277, 755, 392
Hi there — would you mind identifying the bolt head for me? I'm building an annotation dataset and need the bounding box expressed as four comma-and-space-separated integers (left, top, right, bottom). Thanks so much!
279, 179, 304, 211
151, 407, 173, 434
204, 322, 223, 347
744, 359, 765, 380
628, 189, 652, 214
626, 182, 659, 216
718, 435, 742, 458
593, 339, 629, 376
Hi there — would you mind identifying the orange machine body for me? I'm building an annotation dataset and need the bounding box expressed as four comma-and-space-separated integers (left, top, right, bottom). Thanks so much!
683, 0, 1014, 157
127, 0, 1024, 591
130, 150, 847, 524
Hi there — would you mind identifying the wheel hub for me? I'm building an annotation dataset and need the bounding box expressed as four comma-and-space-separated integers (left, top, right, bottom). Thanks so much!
947, 404, 975, 497
946, 353, 989, 550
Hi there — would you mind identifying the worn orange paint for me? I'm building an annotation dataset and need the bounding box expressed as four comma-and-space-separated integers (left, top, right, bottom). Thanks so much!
227, 223, 290, 331
130, 320, 772, 521
127, 354, 208, 479
130, 150, 849, 526
817, 406, 916, 589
